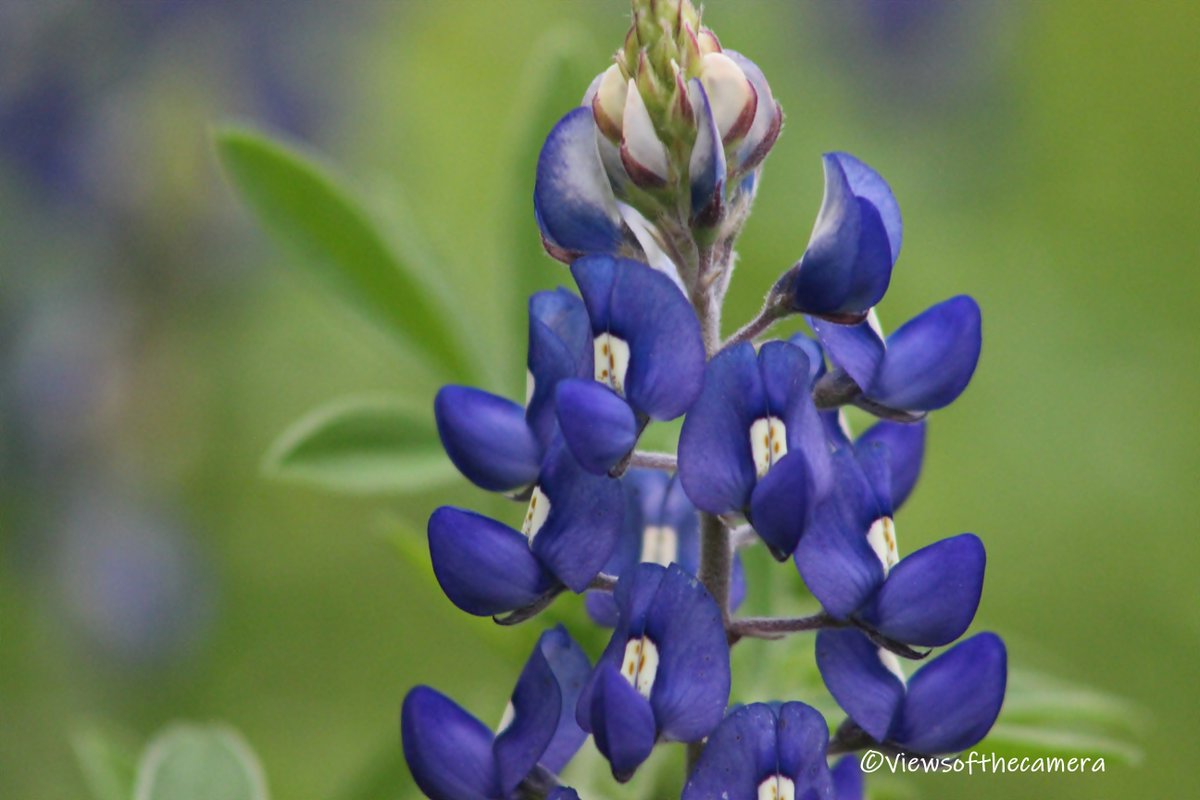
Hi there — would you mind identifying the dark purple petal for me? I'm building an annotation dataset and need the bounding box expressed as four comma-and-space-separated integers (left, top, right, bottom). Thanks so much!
679, 344, 763, 513
534, 108, 625, 257
547, 790, 580, 800
831, 756, 864, 800
428, 507, 556, 617
533, 626, 593, 774
809, 316, 885, 392
687, 78, 726, 223
554, 379, 639, 475
893, 633, 1007, 753
757, 340, 811, 419
871, 296, 982, 412
864, 534, 985, 647
584, 590, 621, 627
815, 629, 905, 743
531, 440, 624, 592
588, 663, 658, 782
776, 702, 835, 799
749, 451, 811, 560
645, 565, 731, 742
494, 638, 563, 795
573, 256, 706, 420
681, 704, 777, 800
828, 152, 902, 263
852, 440, 894, 520
530, 288, 592, 366
435, 386, 540, 493
857, 420, 926, 510
527, 290, 592, 445
402, 686, 500, 800
795, 452, 885, 619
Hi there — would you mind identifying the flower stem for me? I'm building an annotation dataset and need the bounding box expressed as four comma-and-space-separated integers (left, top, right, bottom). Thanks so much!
627, 450, 678, 471
720, 293, 791, 352
727, 612, 844, 643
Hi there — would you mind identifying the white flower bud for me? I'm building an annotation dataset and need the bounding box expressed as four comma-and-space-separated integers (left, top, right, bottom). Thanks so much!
699, 52, 757, 143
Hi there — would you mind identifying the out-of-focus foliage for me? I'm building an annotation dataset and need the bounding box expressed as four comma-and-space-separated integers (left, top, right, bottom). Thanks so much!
1, 1, 1195, 798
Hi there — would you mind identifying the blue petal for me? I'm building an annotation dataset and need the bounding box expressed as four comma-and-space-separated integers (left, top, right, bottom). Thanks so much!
681, 704, 777, 800
533, 626, 593, 774
584, 590, 621, 627
758, 341, 834, 499
588, 663, 658, 782
428, 507, 556, 617
530, 440, 624, 593
687, 78, 727, 223
831, 756, 864, 800
435, 386, 541, 493
749, 451, 811, 560
828, 152, 902, 263
645, 565, 731, 742
494, 637, 564, 795
527, 289, 592, 445
857, 420, 926, 510
864, 534, 986, 647
678, 344, 763, 513
776, 702, 835, 800
809, 315, 885, 392
402, 687, 500, 800
893, 633, 1007, 753
786, 332, 829, 388
547, 790, 580, 800
871, 296, 982, 412
534, 108, 625, 257
794, 451, 885, 619
573, 256, 706, 420
555, 379, 639, 475
815, 629, 905, 743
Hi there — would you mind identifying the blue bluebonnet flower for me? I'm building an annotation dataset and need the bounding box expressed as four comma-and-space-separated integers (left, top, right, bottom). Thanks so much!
402, 626, 590, 800
678, 340, 833, 560
436, 289, 591, 493
682, 702, 834, 800
810, 296, 982, 414
796, 446, 985, 648
831, 756, 863, 800
577, 563, 731, 781
554, 255, 705, 474
773, 153, 901, 323
427, 439, 623, 618
585, 469, 746, 626
816, 629, 1007, 754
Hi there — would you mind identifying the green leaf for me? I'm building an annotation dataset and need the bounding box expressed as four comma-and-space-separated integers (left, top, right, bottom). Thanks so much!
213, 126, 475, 382
264, 396, 456, 495
133, 723, 269, 800
70, 724, 138, 800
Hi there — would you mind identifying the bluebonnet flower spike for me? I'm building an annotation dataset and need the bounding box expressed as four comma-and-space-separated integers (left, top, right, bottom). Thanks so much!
679, 340, 832, 559
682, 702, 834, 800
556, 256, 705, 475
401, 626, 590, 800
436, 289, 590, 493
577, 563, 731, 781
817, 629, 1007, 754
585, 469, 746, 626
428, 439, 623, 617
796, 447, 985, 647
811, 296, 982, 414
774, 153, 901, 322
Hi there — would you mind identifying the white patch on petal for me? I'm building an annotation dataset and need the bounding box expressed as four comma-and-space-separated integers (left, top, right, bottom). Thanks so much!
617, 203, 686, 291
594, 334, 631, 396
496, 700, 516, 734
757, 775, 796, 800
521, 487, 551, 543
750, 416, 788, 478
878, 647, 908, 686
525, 369, 536, 409
621, 80, 670, 181
866, 307, 885, 340
620, 636, 660, 698
640, 525, 678, 566
866, 516, 898, 576
698, 53, 753, 140
836, 409, 854, 441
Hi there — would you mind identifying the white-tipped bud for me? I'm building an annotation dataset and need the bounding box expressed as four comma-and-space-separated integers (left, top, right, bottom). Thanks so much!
592, 64, 628, 143
699, 52, 757, 143
697, 28, 722, 56
620, 79, 671, 187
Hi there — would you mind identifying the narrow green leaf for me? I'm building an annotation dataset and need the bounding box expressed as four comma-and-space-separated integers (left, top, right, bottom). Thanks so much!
213, 126, 475, 382
264, 396, 456, 495
133, 723, 269, 800
70, 724, 138, 800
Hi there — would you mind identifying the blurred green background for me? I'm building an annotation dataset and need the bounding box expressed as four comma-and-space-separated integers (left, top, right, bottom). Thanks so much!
2, 1, 1196, 797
